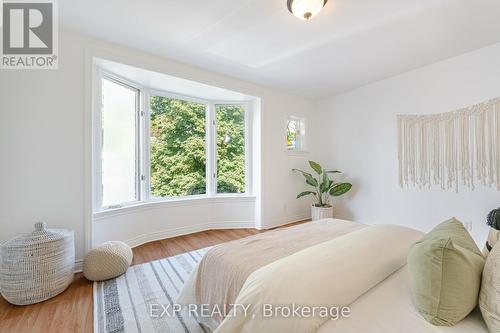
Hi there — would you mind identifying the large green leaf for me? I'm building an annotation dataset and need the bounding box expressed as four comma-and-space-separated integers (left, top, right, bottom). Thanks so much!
330, 183, 352, 196
306, 176, 319, 187
319, 172, 331, 193
309, 161, 322, 175
293, 169, 319, 187
296, 191, 317, 199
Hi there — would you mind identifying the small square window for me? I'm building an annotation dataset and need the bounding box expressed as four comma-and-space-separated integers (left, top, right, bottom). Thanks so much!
286, 116, 305, 151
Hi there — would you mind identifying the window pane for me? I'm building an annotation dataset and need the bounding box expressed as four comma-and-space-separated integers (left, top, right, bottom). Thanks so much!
287, 119, 298, 150
150, 96, 207, 197
101, 78, 138, 207
216, 105, 245, 194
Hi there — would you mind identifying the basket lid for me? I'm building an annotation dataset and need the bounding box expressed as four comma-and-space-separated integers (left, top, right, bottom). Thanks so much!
1, 222, 73, 248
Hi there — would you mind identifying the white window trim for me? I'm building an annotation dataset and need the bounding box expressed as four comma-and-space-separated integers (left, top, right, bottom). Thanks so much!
285, 115, 308, 154
145, 89, 211, 201
93, 70, 143, 211
213, 102, 251, 196
93, 68, 253, 214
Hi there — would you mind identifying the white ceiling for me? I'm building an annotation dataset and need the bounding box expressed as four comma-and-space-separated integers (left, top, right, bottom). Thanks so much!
61, 0, 500, 98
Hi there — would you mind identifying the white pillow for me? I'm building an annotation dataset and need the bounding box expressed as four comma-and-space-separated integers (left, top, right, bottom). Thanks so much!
480, 241, 500, 331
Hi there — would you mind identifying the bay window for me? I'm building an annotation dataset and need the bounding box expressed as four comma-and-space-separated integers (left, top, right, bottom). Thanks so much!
216, 104, 246, 194
100, 77, 140, 207
94, 71, 250, 211
149, 95, 207, 197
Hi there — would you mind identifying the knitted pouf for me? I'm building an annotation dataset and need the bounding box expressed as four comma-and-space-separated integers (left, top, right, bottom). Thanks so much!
83, 241, 133, 281
0, 222, 75, 305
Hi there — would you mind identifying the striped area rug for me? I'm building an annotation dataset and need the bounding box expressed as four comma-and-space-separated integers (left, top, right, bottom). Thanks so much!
94, 247, 211, 333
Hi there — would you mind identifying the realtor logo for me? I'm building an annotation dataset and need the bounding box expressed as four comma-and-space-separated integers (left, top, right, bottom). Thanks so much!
1, 0, 58, 69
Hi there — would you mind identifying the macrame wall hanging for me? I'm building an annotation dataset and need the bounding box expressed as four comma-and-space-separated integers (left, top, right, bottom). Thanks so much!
398, 97, 500, 192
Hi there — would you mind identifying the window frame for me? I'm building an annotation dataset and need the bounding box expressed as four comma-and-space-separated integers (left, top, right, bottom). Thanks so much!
213, 102, 250, 196
286, 115, 306, 152
145, 89, 210, 201
94, 70, 143, 210
93, 69, 251, 213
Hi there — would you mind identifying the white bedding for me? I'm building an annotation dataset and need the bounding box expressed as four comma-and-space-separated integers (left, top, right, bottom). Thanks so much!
214, 224, 424, 333
318, 266, 488, 333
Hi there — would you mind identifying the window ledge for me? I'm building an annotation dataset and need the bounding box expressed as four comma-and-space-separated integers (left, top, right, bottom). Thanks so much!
93, 195, 256, 221
285, 150, 310, 156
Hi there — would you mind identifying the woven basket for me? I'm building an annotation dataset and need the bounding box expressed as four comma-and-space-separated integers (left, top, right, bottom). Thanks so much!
0, 222, 74, 305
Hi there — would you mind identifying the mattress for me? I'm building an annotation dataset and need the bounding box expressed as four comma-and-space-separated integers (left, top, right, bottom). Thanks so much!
317, 265, 488, 333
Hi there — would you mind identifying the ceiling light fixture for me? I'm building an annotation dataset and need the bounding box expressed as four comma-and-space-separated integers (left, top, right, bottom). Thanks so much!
287, 0, 328, 21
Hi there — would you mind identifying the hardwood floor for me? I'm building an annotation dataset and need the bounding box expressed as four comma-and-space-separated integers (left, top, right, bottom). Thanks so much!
0, 227, 272, 333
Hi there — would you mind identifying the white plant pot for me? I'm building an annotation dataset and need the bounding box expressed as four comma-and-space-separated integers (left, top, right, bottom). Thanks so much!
311, 205, 333, 221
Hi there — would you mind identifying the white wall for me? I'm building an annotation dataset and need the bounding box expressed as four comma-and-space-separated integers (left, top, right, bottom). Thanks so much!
317, 43, 500, 244
0, 30, 319, 262
93, 197, 256, 247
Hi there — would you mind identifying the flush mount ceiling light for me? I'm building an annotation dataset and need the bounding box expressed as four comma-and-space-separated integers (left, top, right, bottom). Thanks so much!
287, 0, 328, 21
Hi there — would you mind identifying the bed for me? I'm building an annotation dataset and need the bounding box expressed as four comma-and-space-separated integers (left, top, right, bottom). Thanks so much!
177, 219, 488, 333
317, 266, 487, 333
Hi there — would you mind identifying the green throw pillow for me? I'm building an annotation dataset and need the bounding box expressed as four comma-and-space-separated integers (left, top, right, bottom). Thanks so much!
408, 218, 485, 326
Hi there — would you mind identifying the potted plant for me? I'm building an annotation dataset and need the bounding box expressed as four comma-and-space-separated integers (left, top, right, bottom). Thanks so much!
484, 207, 500, 256
293, 161, 352, 221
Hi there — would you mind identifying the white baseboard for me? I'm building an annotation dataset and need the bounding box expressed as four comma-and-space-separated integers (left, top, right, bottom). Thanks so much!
125, 220, 255, 248
75, 217, 309, 267
259, 214, 311, 230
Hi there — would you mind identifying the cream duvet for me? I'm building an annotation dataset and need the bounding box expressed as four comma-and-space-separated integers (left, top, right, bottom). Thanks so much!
177, 220, 425, 333
177, 219, 366, 329
214, 224, 423, 333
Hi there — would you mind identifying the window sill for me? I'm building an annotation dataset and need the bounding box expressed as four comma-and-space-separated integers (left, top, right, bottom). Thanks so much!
285, 150, 310, 156
93, 195, 256, 221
